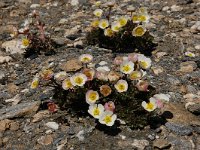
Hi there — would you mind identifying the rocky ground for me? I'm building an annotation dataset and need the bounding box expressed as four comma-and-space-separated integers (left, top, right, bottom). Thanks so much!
0, 0, 200, 149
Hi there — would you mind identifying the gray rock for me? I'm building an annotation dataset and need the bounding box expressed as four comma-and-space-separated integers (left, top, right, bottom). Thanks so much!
165, 122, 193, 136
0, 71, 5, 80
0, 101, 41, 120
187, 104, 200, 115
167, 136, 193, 150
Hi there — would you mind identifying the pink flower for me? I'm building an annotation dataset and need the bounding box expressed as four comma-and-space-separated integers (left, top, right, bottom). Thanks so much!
128, 53, 138, 62
113, 56, 124, 65
136, 80, 149, 92
155, 99, 164, 109
104, 101, 115, 112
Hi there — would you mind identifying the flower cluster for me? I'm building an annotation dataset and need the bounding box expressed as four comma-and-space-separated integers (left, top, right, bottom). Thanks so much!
91, 6, 149, 37
11, 10, 56, 58
31, 53, 169, 127
87, 2, 157, 54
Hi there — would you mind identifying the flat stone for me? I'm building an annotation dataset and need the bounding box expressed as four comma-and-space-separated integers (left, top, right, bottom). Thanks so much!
32, 110, 50, 123
195, 45, 200, 50
9, 121, 20, 131
131, 139, 149, 149
5, 94, 21, 106
0, 119, 12, 131
52, 37, 72, 46
64, 25, 81, 37
71, 0, 79, 6
0, 101, 41, 120
2, 40, 24, 54
30, 4, 40, 8
0, 71, 5, 80
153, 139, 171, 149
73, 40, 83, 48
165, 122, 193, 136
45, 122, 59, 130
187, 103, 200, 115
152, 66, 164, 75
179, 61, 197, 73
37, 135, 53, 146
60, 59, 82, 72
0, 56, 12, 64
171, 5, 182, 12
162, 103, 200, 126
59, 18, 68, 24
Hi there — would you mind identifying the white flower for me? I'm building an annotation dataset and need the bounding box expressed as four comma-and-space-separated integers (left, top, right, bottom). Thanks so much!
129, 71, 142, 80
88, 104, 104, 119
142, 98, 157, 112
62, 78, 73, 90
70, 73, 87, 87
137, 55, 151, 69
86, 90, 100, 104
104, 28, 114, 37
138, 14, 150, 23
96, 66, 110, 72
99, 110, 117, 126
138, 7, 148, 14
132, 14, 140, 23
21, 38, 30, 49
95, 1, 101, 7
185, 52, 195, 57
117, 16, 128, 27
114, 80, 128, 93
132, 25, 146, 37
54, 71, 67, 81
93, 9, 103, 17
96, 71, 108, 81
153, 93, 170, 102
120, 61, 135, 74
111, 22, 121, 32
79, 54, 93, 64
99, 19, 109, 29
31, 77, 39, 89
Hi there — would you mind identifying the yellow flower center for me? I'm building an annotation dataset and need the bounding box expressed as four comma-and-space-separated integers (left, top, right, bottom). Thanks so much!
139, 15, 147, 22
74, 77, 83, 85
101, 22, 108, 28
82, 57, 90, 62
65, 80, 72, 88
132, 15, 139, 22
96, 12, 101, 17
91, 20, 99, 27
118, 84, 125, 91
146, 102, 154, 110
22, 39, 30, 47
122, 65, 131, 72
140, 61, 148, 68
119, 18, 127, 26
93, 108, 100, 116
112, 25, 120, 32
134, 27, 145, 36
103, 115, 112, 124
130, 72, 140, 79
105, 28, 113, 37
84, 71, 92, 79
31, 80, 38, 88
89, 92, 97, 101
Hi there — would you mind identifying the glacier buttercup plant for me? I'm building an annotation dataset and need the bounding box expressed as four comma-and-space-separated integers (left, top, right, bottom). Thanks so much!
30, 53, 169, 128
86, 3, 157, 54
